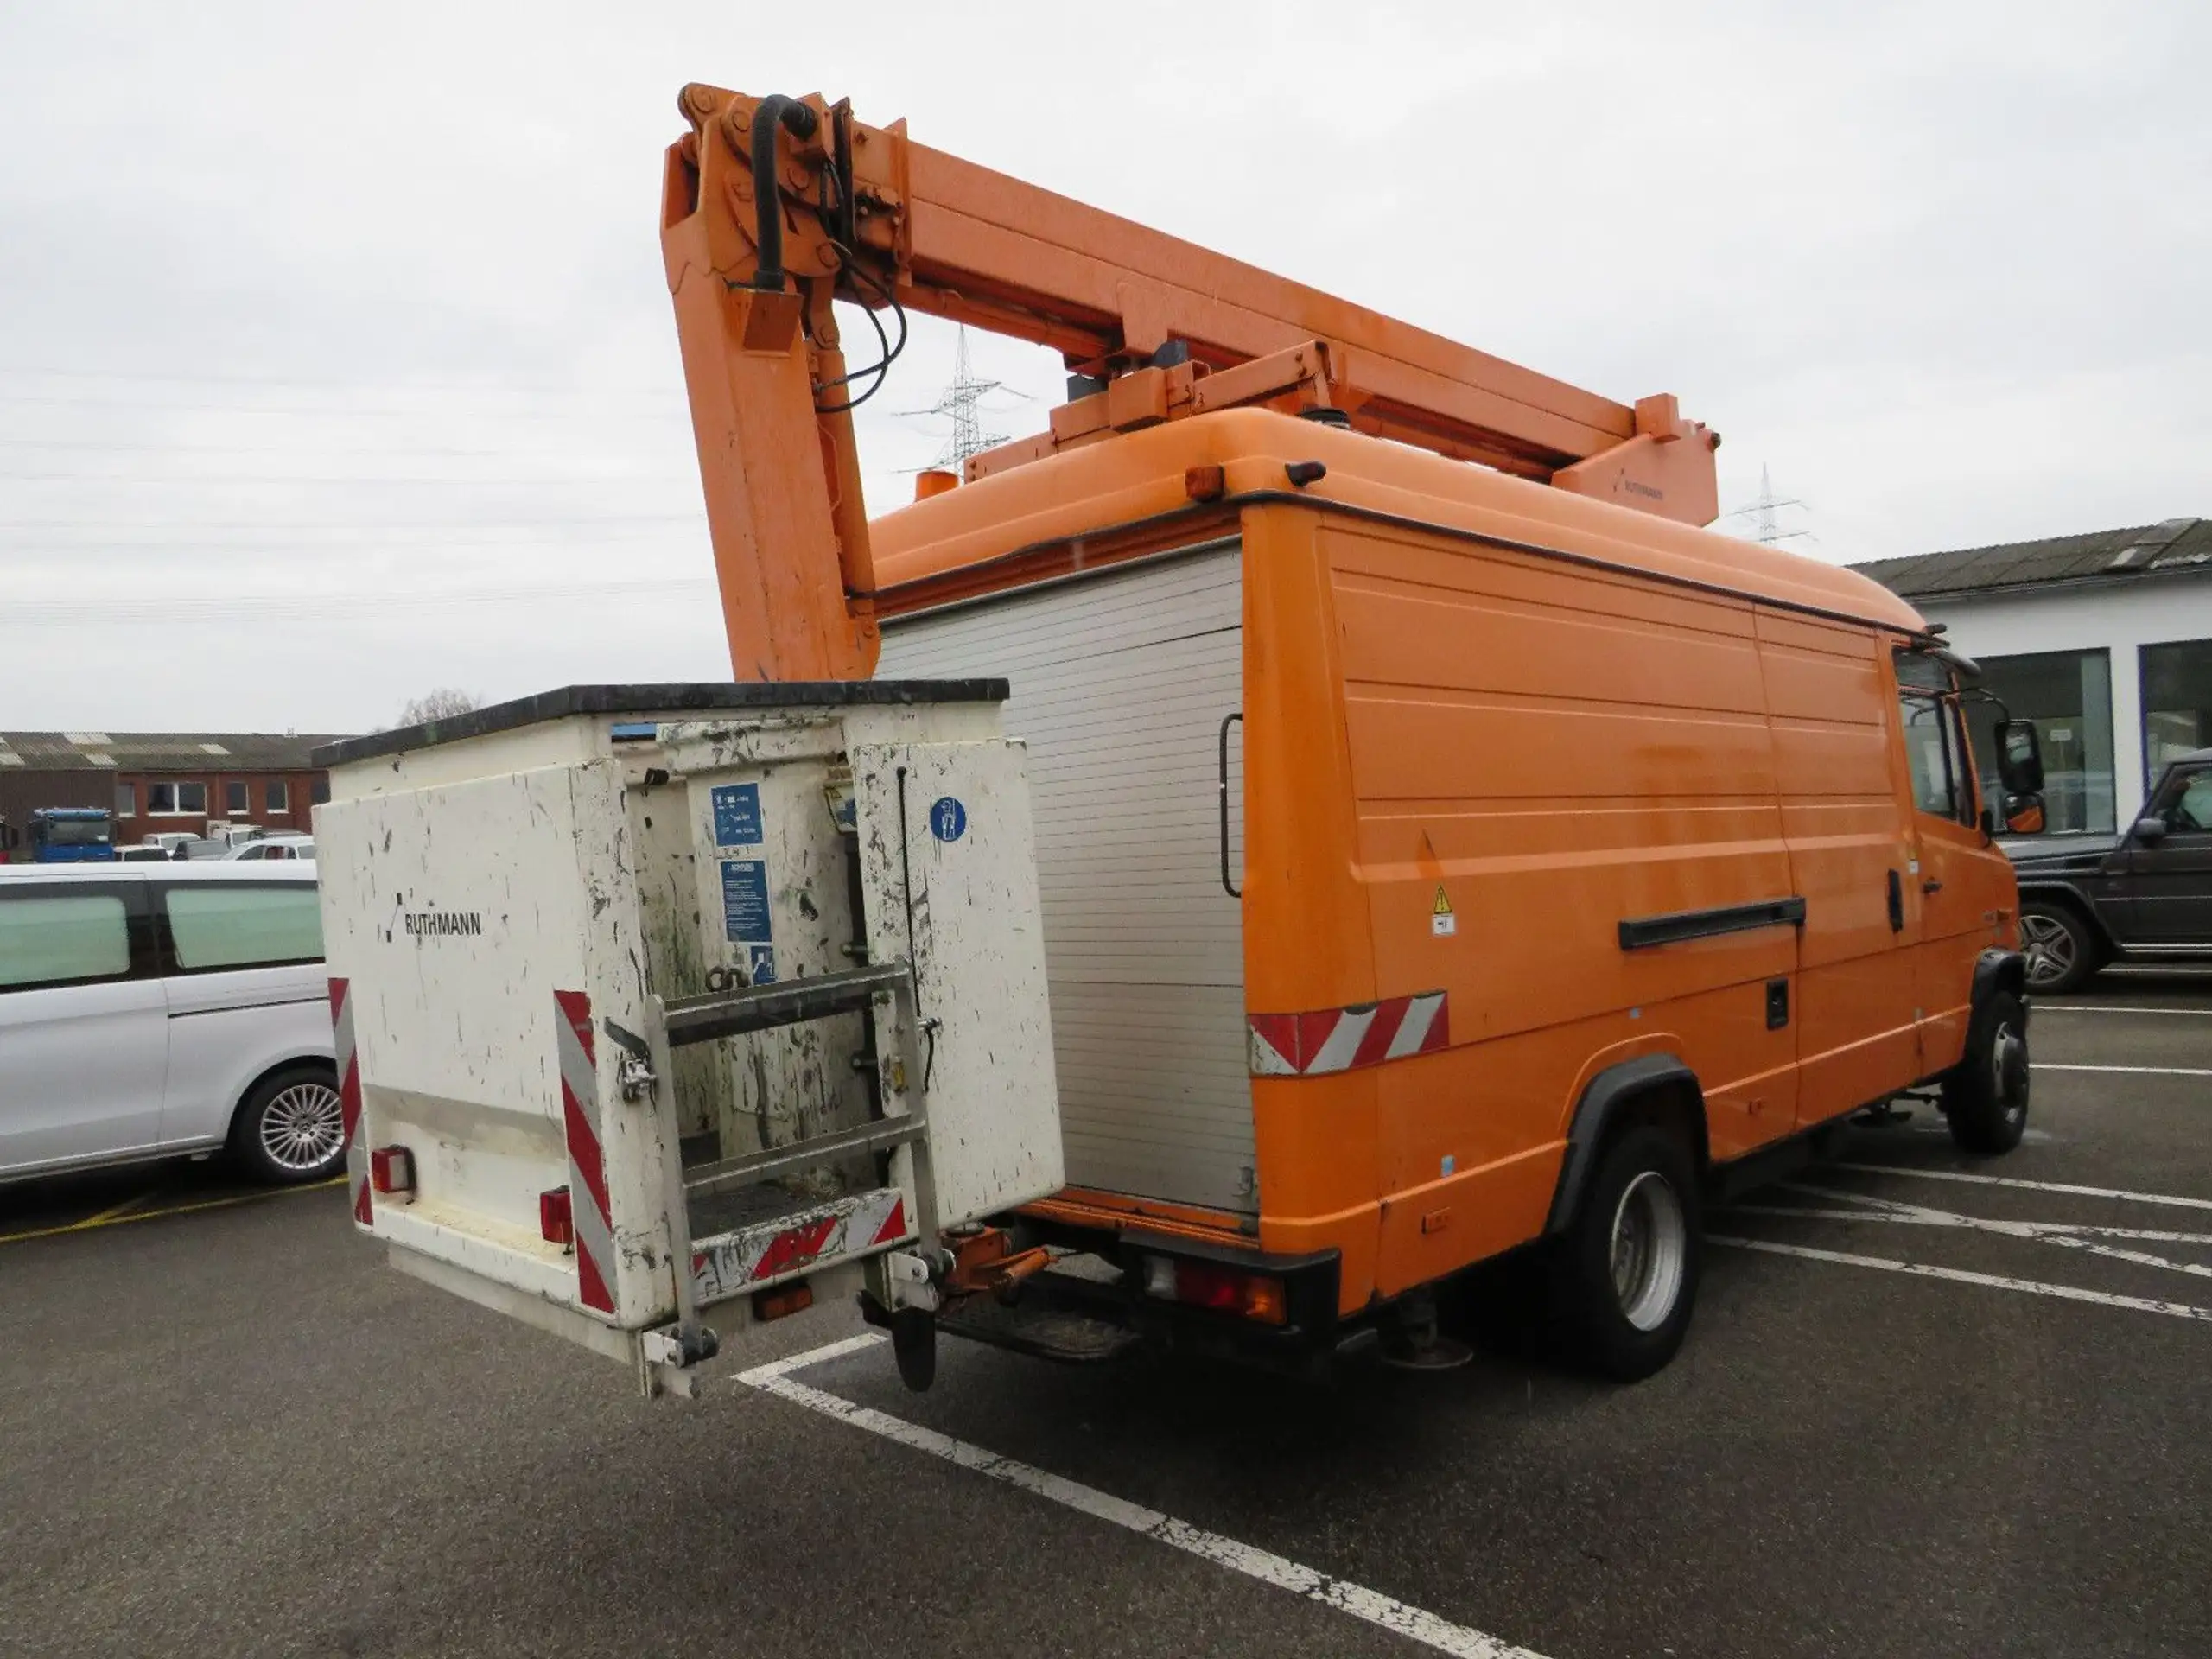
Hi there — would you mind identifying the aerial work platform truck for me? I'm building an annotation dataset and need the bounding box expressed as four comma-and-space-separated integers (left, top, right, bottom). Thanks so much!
317, 86, 2042, 1395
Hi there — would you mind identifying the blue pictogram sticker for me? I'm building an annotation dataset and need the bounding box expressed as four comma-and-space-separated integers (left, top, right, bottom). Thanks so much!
747, 944, 778, 985
720, 859, 772, 943
930, 796, 967, 842
711, 783, 763, 847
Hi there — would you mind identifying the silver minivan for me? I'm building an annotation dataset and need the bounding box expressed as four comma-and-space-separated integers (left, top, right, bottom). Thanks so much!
0, 864, 340, 1185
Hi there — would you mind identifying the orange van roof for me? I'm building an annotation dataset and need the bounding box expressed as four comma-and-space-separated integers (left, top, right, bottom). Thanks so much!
870, 408, 1925, 635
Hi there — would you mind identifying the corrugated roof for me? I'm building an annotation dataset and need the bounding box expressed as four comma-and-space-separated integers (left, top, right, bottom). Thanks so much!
1853, 517, 2209, 600
0, 732, 346, 772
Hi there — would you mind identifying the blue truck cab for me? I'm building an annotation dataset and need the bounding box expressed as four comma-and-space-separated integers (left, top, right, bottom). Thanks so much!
25, 806, 117, 863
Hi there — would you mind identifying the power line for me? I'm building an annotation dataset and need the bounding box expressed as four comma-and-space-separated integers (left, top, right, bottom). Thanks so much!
1, 577, 718, 626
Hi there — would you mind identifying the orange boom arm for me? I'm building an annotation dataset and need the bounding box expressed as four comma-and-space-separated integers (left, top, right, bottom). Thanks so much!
660, 86, 1721, 681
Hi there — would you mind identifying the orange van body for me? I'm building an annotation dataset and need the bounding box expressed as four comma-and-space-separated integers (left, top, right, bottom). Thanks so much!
874, 408, 2021, 1323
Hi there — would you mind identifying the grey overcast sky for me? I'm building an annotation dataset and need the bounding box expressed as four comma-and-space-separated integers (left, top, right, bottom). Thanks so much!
2, 3, 2205, 734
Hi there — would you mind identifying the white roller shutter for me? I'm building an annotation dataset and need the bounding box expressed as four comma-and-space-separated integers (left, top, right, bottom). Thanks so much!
879, 541, 1254, 1214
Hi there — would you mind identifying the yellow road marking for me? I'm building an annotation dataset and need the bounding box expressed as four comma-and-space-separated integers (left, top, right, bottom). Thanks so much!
0, 1175, 344, 1246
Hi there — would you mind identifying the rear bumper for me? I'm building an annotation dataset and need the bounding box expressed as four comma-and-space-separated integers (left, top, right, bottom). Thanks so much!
923, 1221, 1357, 1380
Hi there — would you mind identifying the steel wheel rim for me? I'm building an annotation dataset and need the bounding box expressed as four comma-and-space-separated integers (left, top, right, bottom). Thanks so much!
1992, 1020, 2029, 1127
2019, 913, 2075, 988
1610, 1170, 1688, 1333
261, 1081, 345, 1173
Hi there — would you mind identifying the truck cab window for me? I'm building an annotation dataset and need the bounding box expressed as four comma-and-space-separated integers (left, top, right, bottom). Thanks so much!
1895, 651, 1976, 825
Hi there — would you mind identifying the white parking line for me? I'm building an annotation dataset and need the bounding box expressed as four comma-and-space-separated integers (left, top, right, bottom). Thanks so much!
1710, 1236, 2212, 1323
1829, 1163, 2212, 1212
1725, 1204, 2212, 1245
2033, 1063, 2212, 1077
1777, 1185, 2212, 1284
736, 1335, 1546, 1659
2034, 1004, 2212, 1015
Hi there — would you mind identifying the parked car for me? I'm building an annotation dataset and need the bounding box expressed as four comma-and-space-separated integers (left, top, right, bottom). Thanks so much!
114, 845, 174, 863
0, 863, 340, 1186
2011, 747, 2212, 992
222, 835, 315, 861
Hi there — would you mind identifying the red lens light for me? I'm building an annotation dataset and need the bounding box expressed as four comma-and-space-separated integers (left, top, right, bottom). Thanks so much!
1171, 1260, 1287, 1324
369, 1146, 414, 1195
540, 1186, 574, 1247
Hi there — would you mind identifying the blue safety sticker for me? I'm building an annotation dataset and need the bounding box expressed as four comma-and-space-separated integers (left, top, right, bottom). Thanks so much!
720, 859, 773, 944
930, 796, 967, 842
747, 944, 778, 985
711, 783, 763, 847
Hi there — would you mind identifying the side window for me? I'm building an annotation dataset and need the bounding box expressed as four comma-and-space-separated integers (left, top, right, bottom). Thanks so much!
1895, 651, 1976, 825
0, 891, 133, 990
2166, 771, 2212, 834
162, 884, 324, 971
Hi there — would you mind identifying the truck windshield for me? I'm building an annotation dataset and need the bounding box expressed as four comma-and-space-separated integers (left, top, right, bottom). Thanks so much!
43, 818, 111, 846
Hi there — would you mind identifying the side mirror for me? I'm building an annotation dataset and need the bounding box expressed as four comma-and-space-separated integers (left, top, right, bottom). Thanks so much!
2134, 815, 2170, 845
2004, 795, 2047, 836
1994, 719, 2044, 795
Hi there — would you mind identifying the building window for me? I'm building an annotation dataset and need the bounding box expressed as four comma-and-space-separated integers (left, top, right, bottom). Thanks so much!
1962, 649, 2114, 835
226, 780, 250, 816
311, 777, 330, 806
147, 781, 208, 816
266, 779, 289, 813
2141, 639, 2212, 786
116, 783, 137, 817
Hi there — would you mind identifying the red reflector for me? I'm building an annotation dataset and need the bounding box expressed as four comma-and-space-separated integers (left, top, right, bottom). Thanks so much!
752, 1281, 814, 1322
369, 1146, 414, 1195
540, 1186, 574, 1248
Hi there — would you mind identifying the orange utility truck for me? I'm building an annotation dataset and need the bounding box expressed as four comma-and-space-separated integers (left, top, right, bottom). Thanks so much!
315, 86, 2050, 1399
652, 86, 2050, 1383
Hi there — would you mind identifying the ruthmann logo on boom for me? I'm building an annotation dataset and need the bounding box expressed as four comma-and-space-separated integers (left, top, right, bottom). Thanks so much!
404, 911, 484, 939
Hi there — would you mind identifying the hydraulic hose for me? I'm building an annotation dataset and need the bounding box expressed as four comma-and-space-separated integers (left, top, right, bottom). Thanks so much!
749, 94, 819, 292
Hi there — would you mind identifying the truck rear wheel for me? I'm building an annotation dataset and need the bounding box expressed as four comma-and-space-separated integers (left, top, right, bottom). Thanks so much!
1942, 989, 2031, 1155
1550, 1123, 1701, 1381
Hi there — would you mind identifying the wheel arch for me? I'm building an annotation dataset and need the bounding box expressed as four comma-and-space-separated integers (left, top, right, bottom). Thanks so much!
1972, 946, 2029, 1005
2016, 881, 2116, 957
225, 1050, 340, 1143
1543, 1052, 1706, 1237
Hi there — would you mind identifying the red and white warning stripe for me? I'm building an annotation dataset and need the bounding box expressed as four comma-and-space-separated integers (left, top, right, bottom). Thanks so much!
690, 1185, 911, 1306
1248, 991, 1449, 1077
553, 989, 617, 1316
327, 976, 372, 1228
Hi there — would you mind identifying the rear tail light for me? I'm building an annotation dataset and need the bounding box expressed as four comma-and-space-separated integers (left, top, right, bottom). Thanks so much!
1143, 1254, 1287, 1325
540, 1186, 574, 1248
369, 1146, 415, 1197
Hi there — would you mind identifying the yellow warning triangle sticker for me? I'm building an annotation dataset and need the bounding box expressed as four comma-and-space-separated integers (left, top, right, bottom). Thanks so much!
1432, 884, 1453, 917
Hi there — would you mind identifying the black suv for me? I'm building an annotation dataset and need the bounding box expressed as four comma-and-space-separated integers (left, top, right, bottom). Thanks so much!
2012, 748, 2212, 993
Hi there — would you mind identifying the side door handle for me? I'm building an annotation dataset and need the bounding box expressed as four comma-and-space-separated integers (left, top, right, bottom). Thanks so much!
1922, 878, 1944, 894
1886, 868, 1904, 932
1217, 712, 1243, 899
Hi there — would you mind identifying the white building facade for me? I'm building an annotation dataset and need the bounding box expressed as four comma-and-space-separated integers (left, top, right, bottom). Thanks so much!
1856, 518, 2212, 836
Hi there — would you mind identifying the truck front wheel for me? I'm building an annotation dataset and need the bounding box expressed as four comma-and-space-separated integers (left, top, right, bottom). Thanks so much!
1942, 989, 2031, 1155
1550, 1123, 1701, 1381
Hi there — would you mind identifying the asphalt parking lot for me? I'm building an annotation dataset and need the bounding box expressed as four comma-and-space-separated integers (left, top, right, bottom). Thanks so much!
4, 972, 2210, 1659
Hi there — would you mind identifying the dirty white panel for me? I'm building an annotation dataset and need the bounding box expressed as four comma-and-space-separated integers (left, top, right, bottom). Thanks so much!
880, 543, 1254, 1213
850, 739, 1063, 1224
317, 756, 679, 1327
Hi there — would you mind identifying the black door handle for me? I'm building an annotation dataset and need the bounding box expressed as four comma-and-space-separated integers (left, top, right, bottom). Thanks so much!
1922, 878, 1944, 894
1886, 868, 1904, 932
